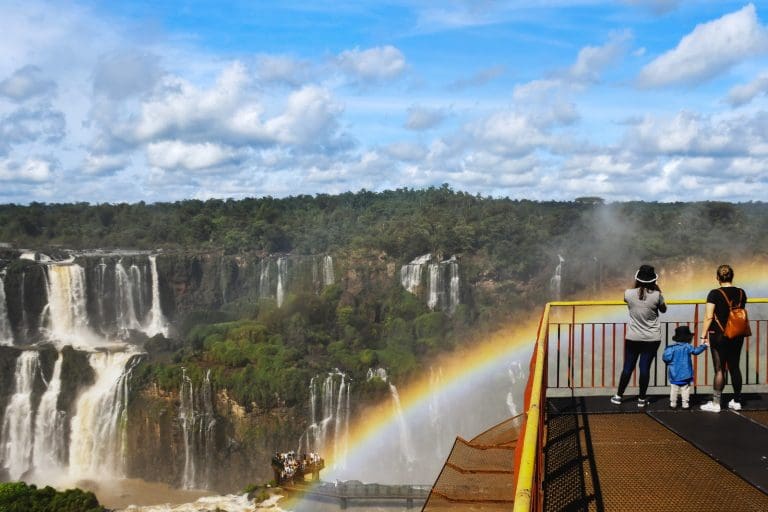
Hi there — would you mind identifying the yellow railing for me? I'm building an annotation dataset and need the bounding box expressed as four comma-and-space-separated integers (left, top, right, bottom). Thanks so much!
512, 298, 768, 512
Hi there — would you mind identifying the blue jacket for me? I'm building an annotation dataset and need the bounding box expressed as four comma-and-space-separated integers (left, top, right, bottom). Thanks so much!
662, 342, 707, 385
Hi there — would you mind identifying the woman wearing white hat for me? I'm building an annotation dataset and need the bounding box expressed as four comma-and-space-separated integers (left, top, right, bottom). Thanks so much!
611, 264, 667, 407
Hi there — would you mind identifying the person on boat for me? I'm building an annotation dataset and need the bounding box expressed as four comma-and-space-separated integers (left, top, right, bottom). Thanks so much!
611, 264, 667, 407
662, 325, 707, 409
699, 264, 748, 412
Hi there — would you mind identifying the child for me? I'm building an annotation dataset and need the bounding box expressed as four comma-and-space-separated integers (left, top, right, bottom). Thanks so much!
662, 325, 707, 409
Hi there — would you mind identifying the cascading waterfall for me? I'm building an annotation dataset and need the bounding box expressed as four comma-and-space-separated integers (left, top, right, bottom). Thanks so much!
95, 259, 108, 329
365, 368, 416, 468
323, 255, 335, 286
115, 260, 142, 335
68, 351, 138, 480
0, 351, 40, 480
402, 255, 460, 313
400, 254, 431, 294
45, 263, 93, 345
276, 257, 287, 307
0, 275, 13, 345
179, 368, 215, 490
388, 382, 416, 467
448, 257, 460, 314
20, 271, 28, 339
427, 263, 441, 310
302, 371, 349, 468
428, 367, 445, 459
144, 255, 168, 337
550, 254, 565, 300
33, 352, 66, 475
259, 259, 271, 299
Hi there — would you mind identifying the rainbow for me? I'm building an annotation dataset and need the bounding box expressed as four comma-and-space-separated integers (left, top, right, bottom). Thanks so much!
281, 259, 768, 509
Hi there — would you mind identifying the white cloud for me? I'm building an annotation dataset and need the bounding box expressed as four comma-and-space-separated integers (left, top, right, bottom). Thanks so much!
384, 141, 428, 162
726, 71, 768, 106
625, 111, 752, 156
569, 30, 631, 83
261, 85, 342, 145
404, 105, 447, 131
0, 66, 56, 101
637, 4, 768, 87
449, 65, 505, 90
336, 46, 406, 82
255, 54, 309, 85
0, 157, 53, 182
0, 104, 66, 148
93, 50, 163, 100
82, 153, 129, 176
146, 140, 237, 171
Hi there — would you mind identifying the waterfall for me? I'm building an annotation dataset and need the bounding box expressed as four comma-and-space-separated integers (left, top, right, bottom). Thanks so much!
303, 371, 349, 465
259, 259, 271, 299
388, 383, 416, 467
68, 351, 138, 479
20, 271, 28, 340
448, 257, 460, 314
365, 368, 415, 467
115, 260, 142, 335
276, 257, 287, 307
323, 255, 335, 286
400, 254, 431, 294
33, 352, 66, 475
45, 263, 93, 345
180, 368, 215, 490
0, 276, 13, 345
144, 255, 168, 337
95, 259, 108, 329
550, 254, 564, 300
427, 263, 441, 310
0, 351, 40, 480
428, 367, 445, 459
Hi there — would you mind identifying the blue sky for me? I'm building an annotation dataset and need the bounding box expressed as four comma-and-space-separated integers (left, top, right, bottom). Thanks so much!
2, 1, 768, 203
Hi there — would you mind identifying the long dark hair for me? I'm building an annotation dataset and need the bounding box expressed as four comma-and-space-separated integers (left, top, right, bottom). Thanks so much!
634, 280, 661, 300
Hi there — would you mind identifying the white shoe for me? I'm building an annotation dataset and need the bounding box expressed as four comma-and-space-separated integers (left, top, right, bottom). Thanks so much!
670, 402, 677, 409
728, 399, 742, 411
637, 398, 647, 408
700, 401, 721, 413
610, 395, 622, 405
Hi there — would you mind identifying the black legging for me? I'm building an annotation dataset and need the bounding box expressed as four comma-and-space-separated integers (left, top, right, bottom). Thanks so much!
617, 339, 661, 399
710, 332, 744, 400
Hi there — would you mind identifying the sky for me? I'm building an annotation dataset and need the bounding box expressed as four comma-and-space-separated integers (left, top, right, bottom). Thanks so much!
2, 1, 768, 204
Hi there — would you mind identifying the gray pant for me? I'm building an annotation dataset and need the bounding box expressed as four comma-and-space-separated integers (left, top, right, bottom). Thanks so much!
670, 383, 691, 407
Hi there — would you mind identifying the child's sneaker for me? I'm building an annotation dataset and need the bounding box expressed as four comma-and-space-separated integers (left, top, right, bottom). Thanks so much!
727, 399, 742, 411
700, 401, 721, 412
610, 395, 622, 405
637, 398, 647, 408
682, 402, 690, 410
670, 401, 677, 409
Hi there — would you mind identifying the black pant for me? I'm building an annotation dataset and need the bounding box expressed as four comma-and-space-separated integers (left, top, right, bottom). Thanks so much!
617, 339, 661, 399
710, 332, 744, 400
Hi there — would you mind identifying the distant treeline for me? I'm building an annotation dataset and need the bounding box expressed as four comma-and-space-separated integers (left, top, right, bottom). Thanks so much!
2, 186, 765, 280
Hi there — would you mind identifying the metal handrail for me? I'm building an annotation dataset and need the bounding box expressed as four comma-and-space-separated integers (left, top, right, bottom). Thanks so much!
512, 297, 768, 512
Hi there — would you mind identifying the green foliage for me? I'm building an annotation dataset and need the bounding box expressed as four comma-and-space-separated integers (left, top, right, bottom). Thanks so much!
0, 481, 105, 512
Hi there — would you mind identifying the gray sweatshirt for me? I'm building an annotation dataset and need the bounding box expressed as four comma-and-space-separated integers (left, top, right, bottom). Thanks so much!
624, 288, 666, 342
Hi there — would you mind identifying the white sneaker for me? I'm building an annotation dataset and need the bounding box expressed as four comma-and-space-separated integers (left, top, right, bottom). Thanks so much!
610, 395, 622, 405
637, 398, 647, 408
700, 401, 721, 413
728, 399, 742, 411
670, 402, 677, 409
682, 402, 690, 410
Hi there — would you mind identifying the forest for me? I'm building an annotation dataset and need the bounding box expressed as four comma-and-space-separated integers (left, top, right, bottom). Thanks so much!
3, 187, 768, 409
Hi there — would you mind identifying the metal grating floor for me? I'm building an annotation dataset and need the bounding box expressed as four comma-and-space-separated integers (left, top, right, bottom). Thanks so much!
544, 403, 768, 511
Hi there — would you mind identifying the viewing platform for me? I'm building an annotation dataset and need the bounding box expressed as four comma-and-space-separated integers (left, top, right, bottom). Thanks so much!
423, 299, 768, 511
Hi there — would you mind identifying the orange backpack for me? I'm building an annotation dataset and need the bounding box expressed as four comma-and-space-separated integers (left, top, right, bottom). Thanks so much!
714, 288, 751, 339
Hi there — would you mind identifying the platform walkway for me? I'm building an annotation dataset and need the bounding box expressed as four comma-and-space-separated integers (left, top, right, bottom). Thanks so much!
544, 394, 768, 511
